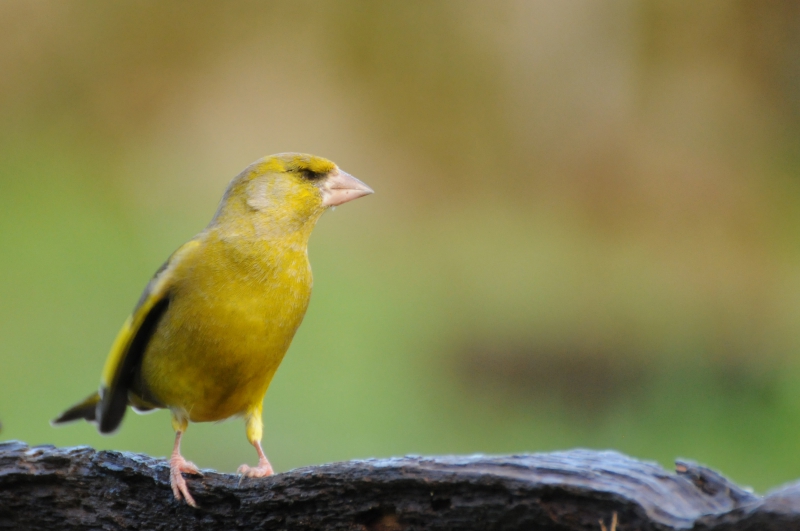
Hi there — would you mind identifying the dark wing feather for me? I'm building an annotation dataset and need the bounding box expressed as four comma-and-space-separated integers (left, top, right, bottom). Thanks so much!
97, 295, 170, 434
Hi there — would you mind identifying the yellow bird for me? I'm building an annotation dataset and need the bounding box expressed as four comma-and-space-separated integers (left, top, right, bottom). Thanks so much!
52, 153, 373, 506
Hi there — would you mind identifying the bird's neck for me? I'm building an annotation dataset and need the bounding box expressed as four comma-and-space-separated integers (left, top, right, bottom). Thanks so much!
204, 216, 316, 272
212, 197, 324, 243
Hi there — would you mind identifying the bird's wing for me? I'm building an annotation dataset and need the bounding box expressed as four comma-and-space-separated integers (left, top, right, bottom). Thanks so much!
97, 238, 201, 434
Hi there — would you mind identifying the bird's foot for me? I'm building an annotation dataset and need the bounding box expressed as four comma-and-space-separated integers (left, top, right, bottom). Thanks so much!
237, 458, 274, 478
170, 455, 202, 507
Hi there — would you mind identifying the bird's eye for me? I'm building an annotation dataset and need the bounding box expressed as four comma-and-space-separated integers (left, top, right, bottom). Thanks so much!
299, 169, 326, 181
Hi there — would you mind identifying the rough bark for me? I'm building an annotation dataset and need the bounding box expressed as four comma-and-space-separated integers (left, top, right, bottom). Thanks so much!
1, 440, 799, 530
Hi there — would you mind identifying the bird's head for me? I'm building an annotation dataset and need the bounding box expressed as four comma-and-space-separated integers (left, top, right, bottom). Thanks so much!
212, 153, 373, 238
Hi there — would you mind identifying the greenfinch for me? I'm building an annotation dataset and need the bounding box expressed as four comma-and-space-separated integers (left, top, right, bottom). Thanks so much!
52, 153, 373, 506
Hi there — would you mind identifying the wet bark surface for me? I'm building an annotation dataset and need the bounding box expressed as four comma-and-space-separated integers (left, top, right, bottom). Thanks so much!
1, 440, 799, 530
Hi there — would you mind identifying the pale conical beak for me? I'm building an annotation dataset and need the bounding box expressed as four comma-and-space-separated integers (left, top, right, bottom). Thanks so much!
320, 170, 374, 207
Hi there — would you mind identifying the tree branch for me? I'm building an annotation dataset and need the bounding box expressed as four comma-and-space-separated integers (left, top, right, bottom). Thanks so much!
1, 440, 798, 530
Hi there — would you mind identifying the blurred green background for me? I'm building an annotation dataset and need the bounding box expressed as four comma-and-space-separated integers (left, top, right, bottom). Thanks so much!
3, 0, 800, 492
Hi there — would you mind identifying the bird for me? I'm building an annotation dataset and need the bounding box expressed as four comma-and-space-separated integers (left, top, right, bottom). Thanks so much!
52, 153, 373, 506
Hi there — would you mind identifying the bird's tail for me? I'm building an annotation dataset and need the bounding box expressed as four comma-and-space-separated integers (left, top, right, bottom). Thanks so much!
51, 392, 100, 425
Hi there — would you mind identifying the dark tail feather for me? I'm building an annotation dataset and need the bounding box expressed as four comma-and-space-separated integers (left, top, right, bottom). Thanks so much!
51, 392, 100, 425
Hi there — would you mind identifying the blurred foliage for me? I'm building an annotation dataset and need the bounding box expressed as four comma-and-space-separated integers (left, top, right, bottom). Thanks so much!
2, 0, 800, 492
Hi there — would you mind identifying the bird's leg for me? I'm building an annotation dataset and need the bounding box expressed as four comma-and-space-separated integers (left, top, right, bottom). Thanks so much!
237, 438, 274, 477
169, 424, 202, 507
237, 408, 274, 478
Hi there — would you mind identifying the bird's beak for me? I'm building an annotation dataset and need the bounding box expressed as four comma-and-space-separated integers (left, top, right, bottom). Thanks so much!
320, 170, 374, 207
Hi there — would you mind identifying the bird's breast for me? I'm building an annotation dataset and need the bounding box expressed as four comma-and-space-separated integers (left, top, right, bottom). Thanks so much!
139, 241, 313, 422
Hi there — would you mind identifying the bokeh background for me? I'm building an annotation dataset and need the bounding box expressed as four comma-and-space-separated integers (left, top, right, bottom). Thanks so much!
2, 0, 800, 492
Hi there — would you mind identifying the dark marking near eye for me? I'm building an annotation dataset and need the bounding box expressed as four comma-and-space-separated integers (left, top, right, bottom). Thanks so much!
299, 169, 326, 181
